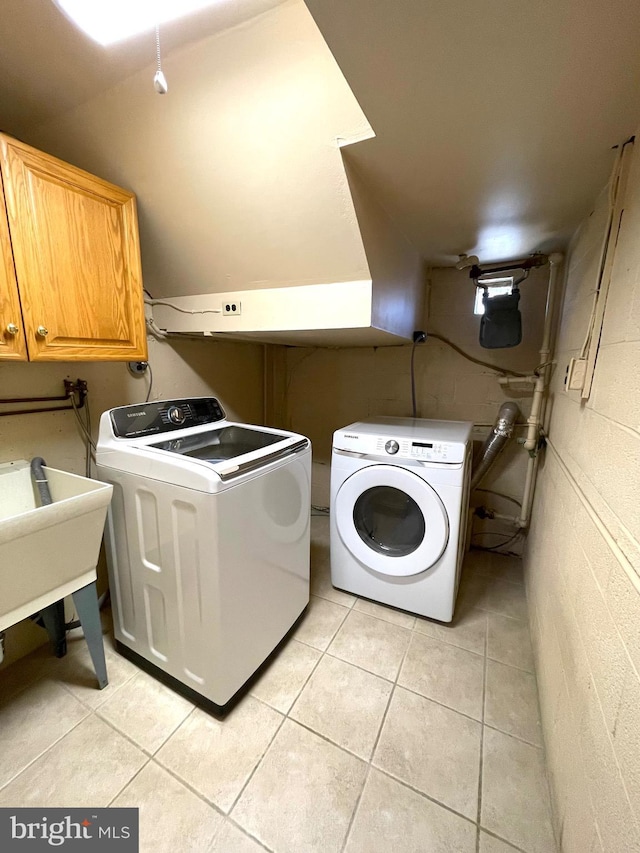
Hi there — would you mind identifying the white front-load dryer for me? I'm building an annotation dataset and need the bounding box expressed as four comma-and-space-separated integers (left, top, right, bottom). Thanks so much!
330, 417, 472, 622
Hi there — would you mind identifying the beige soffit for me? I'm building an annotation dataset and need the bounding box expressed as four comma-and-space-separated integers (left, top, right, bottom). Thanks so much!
27, 2, 424, 346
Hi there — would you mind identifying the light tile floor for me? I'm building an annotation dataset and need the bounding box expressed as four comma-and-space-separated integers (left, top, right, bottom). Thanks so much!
0, 517, 557, 853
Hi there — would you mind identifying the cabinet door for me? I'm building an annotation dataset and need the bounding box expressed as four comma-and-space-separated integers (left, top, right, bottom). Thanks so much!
0, 175, 27, 360
0, 135, 147, 361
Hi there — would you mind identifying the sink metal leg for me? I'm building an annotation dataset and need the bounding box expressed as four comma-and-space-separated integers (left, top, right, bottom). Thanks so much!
39, 600, 67, 658
72, 582, 109, 690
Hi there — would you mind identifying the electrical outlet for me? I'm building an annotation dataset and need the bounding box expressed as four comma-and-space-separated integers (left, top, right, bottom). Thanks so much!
223, 301, 242, 316
566, 357, 587, 391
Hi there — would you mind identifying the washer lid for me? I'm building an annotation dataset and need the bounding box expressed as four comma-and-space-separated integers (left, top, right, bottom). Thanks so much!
334, 464, 449, 577
97, 407, 310, 494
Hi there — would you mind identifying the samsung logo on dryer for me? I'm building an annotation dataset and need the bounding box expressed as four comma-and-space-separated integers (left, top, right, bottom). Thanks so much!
343, 434, 360, 439
126, 411, 147, 418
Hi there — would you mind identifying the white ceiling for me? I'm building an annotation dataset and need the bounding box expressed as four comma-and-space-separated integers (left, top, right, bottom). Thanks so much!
1, 0, 640, 266
0, 0, 284, 136
305, 0, 640, 263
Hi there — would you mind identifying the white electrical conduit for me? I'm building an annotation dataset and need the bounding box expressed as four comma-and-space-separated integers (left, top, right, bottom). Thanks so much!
515, 252, 564, 528
144, 297, 222, 315
523, 253, 564, 453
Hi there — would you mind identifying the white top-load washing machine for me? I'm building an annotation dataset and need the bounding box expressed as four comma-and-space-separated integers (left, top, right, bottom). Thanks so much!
96, 397, 311, 714
330, 417, 472, 622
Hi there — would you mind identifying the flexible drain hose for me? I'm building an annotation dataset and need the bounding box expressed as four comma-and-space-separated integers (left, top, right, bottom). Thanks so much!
30, 457, 52, 506
471, 402, 520, 490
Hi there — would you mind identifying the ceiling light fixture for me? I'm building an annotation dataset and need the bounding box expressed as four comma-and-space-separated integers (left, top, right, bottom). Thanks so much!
53, 0, 221, 46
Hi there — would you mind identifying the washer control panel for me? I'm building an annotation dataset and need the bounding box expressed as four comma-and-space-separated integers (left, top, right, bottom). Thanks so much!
110, 398, 226, 438
167, 405, 187, 425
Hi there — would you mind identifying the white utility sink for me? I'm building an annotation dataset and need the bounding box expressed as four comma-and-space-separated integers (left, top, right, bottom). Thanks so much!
0, 460, 113, 632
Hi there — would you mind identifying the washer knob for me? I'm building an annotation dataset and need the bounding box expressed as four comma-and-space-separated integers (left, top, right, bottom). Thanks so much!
385, 440, 399, 455
167, 405, 186, 425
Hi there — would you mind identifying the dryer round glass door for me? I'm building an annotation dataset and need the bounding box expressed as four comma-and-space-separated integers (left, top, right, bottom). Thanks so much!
334, 464, 449, 577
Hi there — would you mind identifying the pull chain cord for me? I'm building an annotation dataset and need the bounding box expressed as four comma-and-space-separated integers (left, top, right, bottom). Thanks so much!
153, 24, 168, 94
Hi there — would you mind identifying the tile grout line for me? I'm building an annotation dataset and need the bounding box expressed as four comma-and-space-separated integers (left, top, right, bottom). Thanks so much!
228, 583, 352, 809
231, 588, 356, 849
411, 627, 485, 655
293, 602, 368, 853
284, 630, 333, 716
149, 704, 198, 758
464, 603, 527, 624
340, 623, 414, 853
0, 709, 92, 794
389, 681, 484, 726
477, 825, 530, 853
409, 629, 486, 660
151, 754, 229, 816
372, 764, 479, 829
154, 580, 355, 833
93, 707, 170, 757
95, 702, 198, 759
485, 653, 535, 675
58, 668, 138, 713
144, 753, 276, 853
222, 817, 275, 853
321, 649, 396, 685
338, 762, 372, 853
482, 722, 544, 751
293, 592, 354, 655
225, 709, 288, 817
476, 614, 489, 853
104, 750, 154, 808
351, 600, 416, 631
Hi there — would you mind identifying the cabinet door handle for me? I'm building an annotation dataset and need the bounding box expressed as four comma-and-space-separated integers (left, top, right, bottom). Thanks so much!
5, 323, 19, 335
36, 325, 49, 337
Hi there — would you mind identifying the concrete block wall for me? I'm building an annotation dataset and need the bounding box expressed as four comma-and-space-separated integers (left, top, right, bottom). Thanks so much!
284, 265, 551, 547
525, 143, 640, 851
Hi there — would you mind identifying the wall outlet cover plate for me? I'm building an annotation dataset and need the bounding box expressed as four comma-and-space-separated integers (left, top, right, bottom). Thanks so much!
566, 357, 587, 391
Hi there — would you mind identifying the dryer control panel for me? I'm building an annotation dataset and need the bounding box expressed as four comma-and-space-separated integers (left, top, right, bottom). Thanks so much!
335, 432, 462, 463
333, 418, 472, 464
110, 398, 225, 438
375, 435, 453, 462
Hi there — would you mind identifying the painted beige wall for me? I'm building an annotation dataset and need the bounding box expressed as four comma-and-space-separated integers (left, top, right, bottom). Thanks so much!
26, 0, 373, 300
343, 157, 424, 339
525, 144, 640, 851
0, 333, 265, 669
284, 264, 550, 548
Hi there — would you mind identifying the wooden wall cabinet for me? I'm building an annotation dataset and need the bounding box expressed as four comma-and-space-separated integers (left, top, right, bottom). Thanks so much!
0, 134, 147, 361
